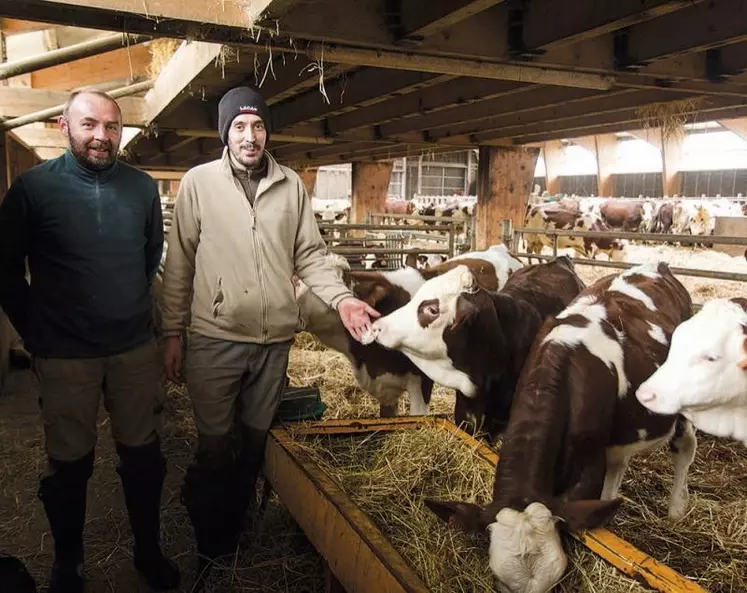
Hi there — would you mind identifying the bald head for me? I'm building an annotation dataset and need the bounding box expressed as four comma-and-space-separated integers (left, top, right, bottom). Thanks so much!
60, 90, 123, 171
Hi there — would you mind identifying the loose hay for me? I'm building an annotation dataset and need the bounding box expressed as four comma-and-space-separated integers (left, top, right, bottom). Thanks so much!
288, 425, 651, 593
147, 38, 182, 79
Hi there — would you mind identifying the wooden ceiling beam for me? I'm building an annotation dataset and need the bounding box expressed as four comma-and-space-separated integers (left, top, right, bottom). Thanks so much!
0, 18, 52, 35
620, 0, 747, 67
325, 78, 529, 135
0, 31, 149, 81
496, 100, 747, 145
397, 0, 505, 42
717, 117, 747, 141
31, 42, 151, 89
10, 126, 66, 149
337, 86, 609, 142
272, 68, 448, 129
516, 0, 706, 51
0, 86, 145, 125
426, 88, 690, 143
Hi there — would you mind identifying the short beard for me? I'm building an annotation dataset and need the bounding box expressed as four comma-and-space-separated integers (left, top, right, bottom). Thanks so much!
66, 131, 118, 171
229, 141, 264, 169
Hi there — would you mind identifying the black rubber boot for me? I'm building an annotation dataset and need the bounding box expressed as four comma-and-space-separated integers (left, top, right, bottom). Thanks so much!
116, 439, 180, 591
38, 451, 94, 593
236, 425, 270, 530
181, 433, 241, 591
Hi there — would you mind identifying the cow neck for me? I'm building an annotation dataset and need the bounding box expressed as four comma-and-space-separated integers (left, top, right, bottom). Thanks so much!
491, 348, 570, 510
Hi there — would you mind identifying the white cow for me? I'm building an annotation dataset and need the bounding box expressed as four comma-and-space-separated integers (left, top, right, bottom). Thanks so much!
637, 297, 747, 444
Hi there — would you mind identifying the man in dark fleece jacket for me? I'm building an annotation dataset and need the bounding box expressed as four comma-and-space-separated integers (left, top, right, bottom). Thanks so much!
0, 90, 179, 593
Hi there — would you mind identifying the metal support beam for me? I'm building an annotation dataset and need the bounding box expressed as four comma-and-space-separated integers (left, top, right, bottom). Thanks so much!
0, 32, 149, 81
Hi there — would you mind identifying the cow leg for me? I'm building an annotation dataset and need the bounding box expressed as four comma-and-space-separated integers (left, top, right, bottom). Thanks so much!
601, 447, 630, 501
406, 374, 432, 416
667, 417, 697, 520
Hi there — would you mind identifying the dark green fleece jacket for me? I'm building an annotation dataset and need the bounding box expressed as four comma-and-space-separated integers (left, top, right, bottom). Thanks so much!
0, 151, 163, 358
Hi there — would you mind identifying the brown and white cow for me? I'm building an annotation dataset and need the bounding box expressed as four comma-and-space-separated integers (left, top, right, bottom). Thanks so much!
297, 247, 522, 416
361, 256, 584, 437
600, 199, 644, 231
524, 205, 627, 263
424, 262, 696, 593
637, 297, 747, 445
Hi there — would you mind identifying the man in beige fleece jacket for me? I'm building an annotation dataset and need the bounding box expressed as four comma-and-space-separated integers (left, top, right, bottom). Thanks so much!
159, 86, 378, 580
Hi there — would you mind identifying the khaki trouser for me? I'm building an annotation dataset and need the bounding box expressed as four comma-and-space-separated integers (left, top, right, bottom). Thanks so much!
33, 339, 164, 462
184, 332, 292, 436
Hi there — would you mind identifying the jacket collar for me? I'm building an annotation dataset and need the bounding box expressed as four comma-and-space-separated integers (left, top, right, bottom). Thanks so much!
220, 146, 285, 197
62, 149, 120, 183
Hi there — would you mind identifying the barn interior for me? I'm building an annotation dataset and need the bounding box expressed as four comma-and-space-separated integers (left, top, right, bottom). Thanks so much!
1, 2, 747, 592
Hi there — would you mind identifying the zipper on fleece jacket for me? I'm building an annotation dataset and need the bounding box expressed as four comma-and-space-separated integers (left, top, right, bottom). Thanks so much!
249, 207, 269, 341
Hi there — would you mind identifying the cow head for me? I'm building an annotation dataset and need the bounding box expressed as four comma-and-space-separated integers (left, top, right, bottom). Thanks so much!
424, 497, 622, 593
361, 265, 479, 396
637, 298, 747, 426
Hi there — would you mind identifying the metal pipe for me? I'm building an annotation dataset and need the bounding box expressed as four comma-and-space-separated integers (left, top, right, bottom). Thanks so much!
330, 247, 450, 255
318, 223, 455, 232
0, 80, 153, 131
513, 252, 747, 283
513, 226, 747, 247
0, 33, 150, 81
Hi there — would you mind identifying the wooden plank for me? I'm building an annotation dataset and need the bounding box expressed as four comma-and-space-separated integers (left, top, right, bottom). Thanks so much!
0, 86, 144, 125
35, 0, 263, 29
399, 0, 505, 40
0, 18, 53, 36
624, 0, 747, 64
0, 130, 7, 193
351, 162, 393, 225
264, 429, 431, 593
307, 44, 615, 91
141, 169, 185, 180
476, 145, 538, 250
272, 69, 446, 129
34, 146, 64, 160
10, 126, 65, 148
31, 43, 151, 89
141, 40, 223, 124
520, 0, 705, 50
325, 79, 528, 136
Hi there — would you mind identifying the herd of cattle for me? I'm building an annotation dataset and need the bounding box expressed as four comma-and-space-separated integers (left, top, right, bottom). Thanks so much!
294, 245, 746, 593
522, 194, 747, 262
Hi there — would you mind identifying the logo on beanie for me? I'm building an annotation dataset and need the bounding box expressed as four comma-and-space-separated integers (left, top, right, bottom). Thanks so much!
239, 105, 260, 114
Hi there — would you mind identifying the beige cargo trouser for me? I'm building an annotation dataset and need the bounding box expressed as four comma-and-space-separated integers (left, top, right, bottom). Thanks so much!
184, 332, 292, 437
33, 339, 164, 462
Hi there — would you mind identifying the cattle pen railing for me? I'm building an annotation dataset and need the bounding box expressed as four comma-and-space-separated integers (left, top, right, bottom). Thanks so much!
505, 220, 747, 307
368, 212, 476, 251
318, 223, 457, 270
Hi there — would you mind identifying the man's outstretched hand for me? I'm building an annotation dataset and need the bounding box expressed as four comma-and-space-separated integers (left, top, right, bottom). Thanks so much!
337, 297, 381, 342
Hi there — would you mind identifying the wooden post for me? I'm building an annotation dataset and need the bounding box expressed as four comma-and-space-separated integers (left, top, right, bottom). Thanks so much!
542, 140, 564, 195
662, 131, 684, 197
298, 167, 318, 198
351, 161, 393, 224
594, 134, 618, 197
476, 145, 539, 250
630, 128, 682, 197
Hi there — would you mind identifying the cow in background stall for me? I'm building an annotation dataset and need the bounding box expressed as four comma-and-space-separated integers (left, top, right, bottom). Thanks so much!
524, 204, 627, 263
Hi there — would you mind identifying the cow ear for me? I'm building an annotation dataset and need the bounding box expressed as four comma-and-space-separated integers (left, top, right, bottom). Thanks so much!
451, 296, 477, 330
364, 283, 388, 308
424, 499, 490, 533
738, 337, 747, 369
548, 498, 623, 532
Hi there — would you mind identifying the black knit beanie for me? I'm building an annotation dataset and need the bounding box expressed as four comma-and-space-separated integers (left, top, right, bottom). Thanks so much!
218, 86, 272, 144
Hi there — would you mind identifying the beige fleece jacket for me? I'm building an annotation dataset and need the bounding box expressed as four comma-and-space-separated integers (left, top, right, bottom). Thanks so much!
160, 148, 353, 343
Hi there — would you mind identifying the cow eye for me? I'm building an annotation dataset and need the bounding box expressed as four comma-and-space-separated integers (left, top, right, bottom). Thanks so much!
417, 299, 440, 325
425, 304, 439, 317
702, 354, 719, 362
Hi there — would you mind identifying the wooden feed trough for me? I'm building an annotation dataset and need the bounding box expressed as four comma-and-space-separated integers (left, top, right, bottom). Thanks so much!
263, 417, 706, 593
